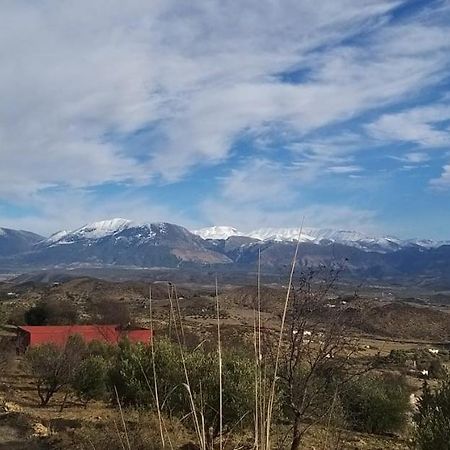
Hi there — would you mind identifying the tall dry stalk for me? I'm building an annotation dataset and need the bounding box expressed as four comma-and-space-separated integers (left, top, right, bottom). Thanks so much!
149, 285, 166, 447
113, 418, 127, 450
265, 220, 304, 450
168, 282, 206, 450
215, 277, 223, 450
323, 388, 339, 450
114, 385, 132, 450
253, 254, 260, 448
253, 248, 267, 449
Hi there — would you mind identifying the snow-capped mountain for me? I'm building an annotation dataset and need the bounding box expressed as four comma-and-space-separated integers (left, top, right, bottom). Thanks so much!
46, 219, 154, 246
2, 220, 450, 284
24, 219, 231, 266
247, 228, 316, 243
192, 226, 449, 253
192, 226, 242, 240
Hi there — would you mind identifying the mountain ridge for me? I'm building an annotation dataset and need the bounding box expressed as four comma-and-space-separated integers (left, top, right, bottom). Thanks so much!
193, 225, 450, 253
1, 219, 450, 286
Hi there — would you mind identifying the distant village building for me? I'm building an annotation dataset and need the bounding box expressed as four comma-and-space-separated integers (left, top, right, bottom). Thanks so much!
16, 324, 152, 353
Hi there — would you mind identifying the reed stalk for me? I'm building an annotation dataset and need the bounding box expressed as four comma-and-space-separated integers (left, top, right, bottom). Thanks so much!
265, 220, 304, 450
215, 277, 223, 450
149, 285, 165, 447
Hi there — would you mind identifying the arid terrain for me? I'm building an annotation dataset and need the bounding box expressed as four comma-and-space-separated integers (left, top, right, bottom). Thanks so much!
0, 272, 449, 449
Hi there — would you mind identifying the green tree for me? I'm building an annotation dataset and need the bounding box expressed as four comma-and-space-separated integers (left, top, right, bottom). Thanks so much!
24, 299, 78, 325
413, 377, 450, 449
72, 355, 108, 407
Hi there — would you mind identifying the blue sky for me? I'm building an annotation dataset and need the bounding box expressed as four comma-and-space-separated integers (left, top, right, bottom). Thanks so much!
1, 0, 450, 239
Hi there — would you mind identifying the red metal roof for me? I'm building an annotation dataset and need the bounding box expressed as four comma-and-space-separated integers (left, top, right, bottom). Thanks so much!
17, 325, 152, 347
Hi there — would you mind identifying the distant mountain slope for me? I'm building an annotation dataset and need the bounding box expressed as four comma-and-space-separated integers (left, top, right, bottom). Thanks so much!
11, 219, 231, 267
0, 227, 44, 257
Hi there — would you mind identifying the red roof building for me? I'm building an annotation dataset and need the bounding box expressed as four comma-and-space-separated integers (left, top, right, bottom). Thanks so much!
16, 325, 152, 352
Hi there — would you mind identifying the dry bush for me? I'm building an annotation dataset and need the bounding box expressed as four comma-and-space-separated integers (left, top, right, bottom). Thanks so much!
48, 413, 190, 450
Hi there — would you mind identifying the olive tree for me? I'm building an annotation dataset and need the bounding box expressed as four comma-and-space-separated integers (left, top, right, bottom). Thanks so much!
25, 334, 86, 405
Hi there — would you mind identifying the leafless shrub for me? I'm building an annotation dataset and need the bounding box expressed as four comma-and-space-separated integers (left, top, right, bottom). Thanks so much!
265, 265, 368, 450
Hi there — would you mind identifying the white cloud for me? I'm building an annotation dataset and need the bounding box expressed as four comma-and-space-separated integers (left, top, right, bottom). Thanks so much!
430, 163, 450, 189
2, 0, 449, 197
200, 154, 376, 232
389, 152, 431, 169
219, 159, 295, 205
2, 1, 450, 236
402, 152, 431, 164
367, 104, 450, 147
327, 165, 362, 174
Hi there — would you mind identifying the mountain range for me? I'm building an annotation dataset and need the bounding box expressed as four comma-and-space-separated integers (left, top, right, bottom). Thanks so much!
1, 219, 450, 284
192, 226, 449, 253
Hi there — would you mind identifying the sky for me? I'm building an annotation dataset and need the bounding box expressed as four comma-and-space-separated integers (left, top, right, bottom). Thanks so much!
1, 0, 450, 239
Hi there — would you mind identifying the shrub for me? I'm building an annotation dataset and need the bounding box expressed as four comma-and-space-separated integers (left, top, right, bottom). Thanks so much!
72, 355, 108, 406
110, 339, 255, 439
186, 345, 255, 437
389, 349, 409, 365
428, 358, 446, 379
413, 377, 450, 449
87, 339, 118, 361
0, 305, 7, 326
24, 303, 50, 325
340, 373, 410, 434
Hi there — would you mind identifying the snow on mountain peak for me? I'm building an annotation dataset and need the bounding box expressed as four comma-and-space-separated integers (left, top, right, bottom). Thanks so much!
47, 230, 69, 243
44, 218, 136, 245
74, 218, 134, 239
0, 228, 5, 236
35, 219, 450, 253
42, 219, 188, 247
192, 226, 242, 240
191, 225, 448, 252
